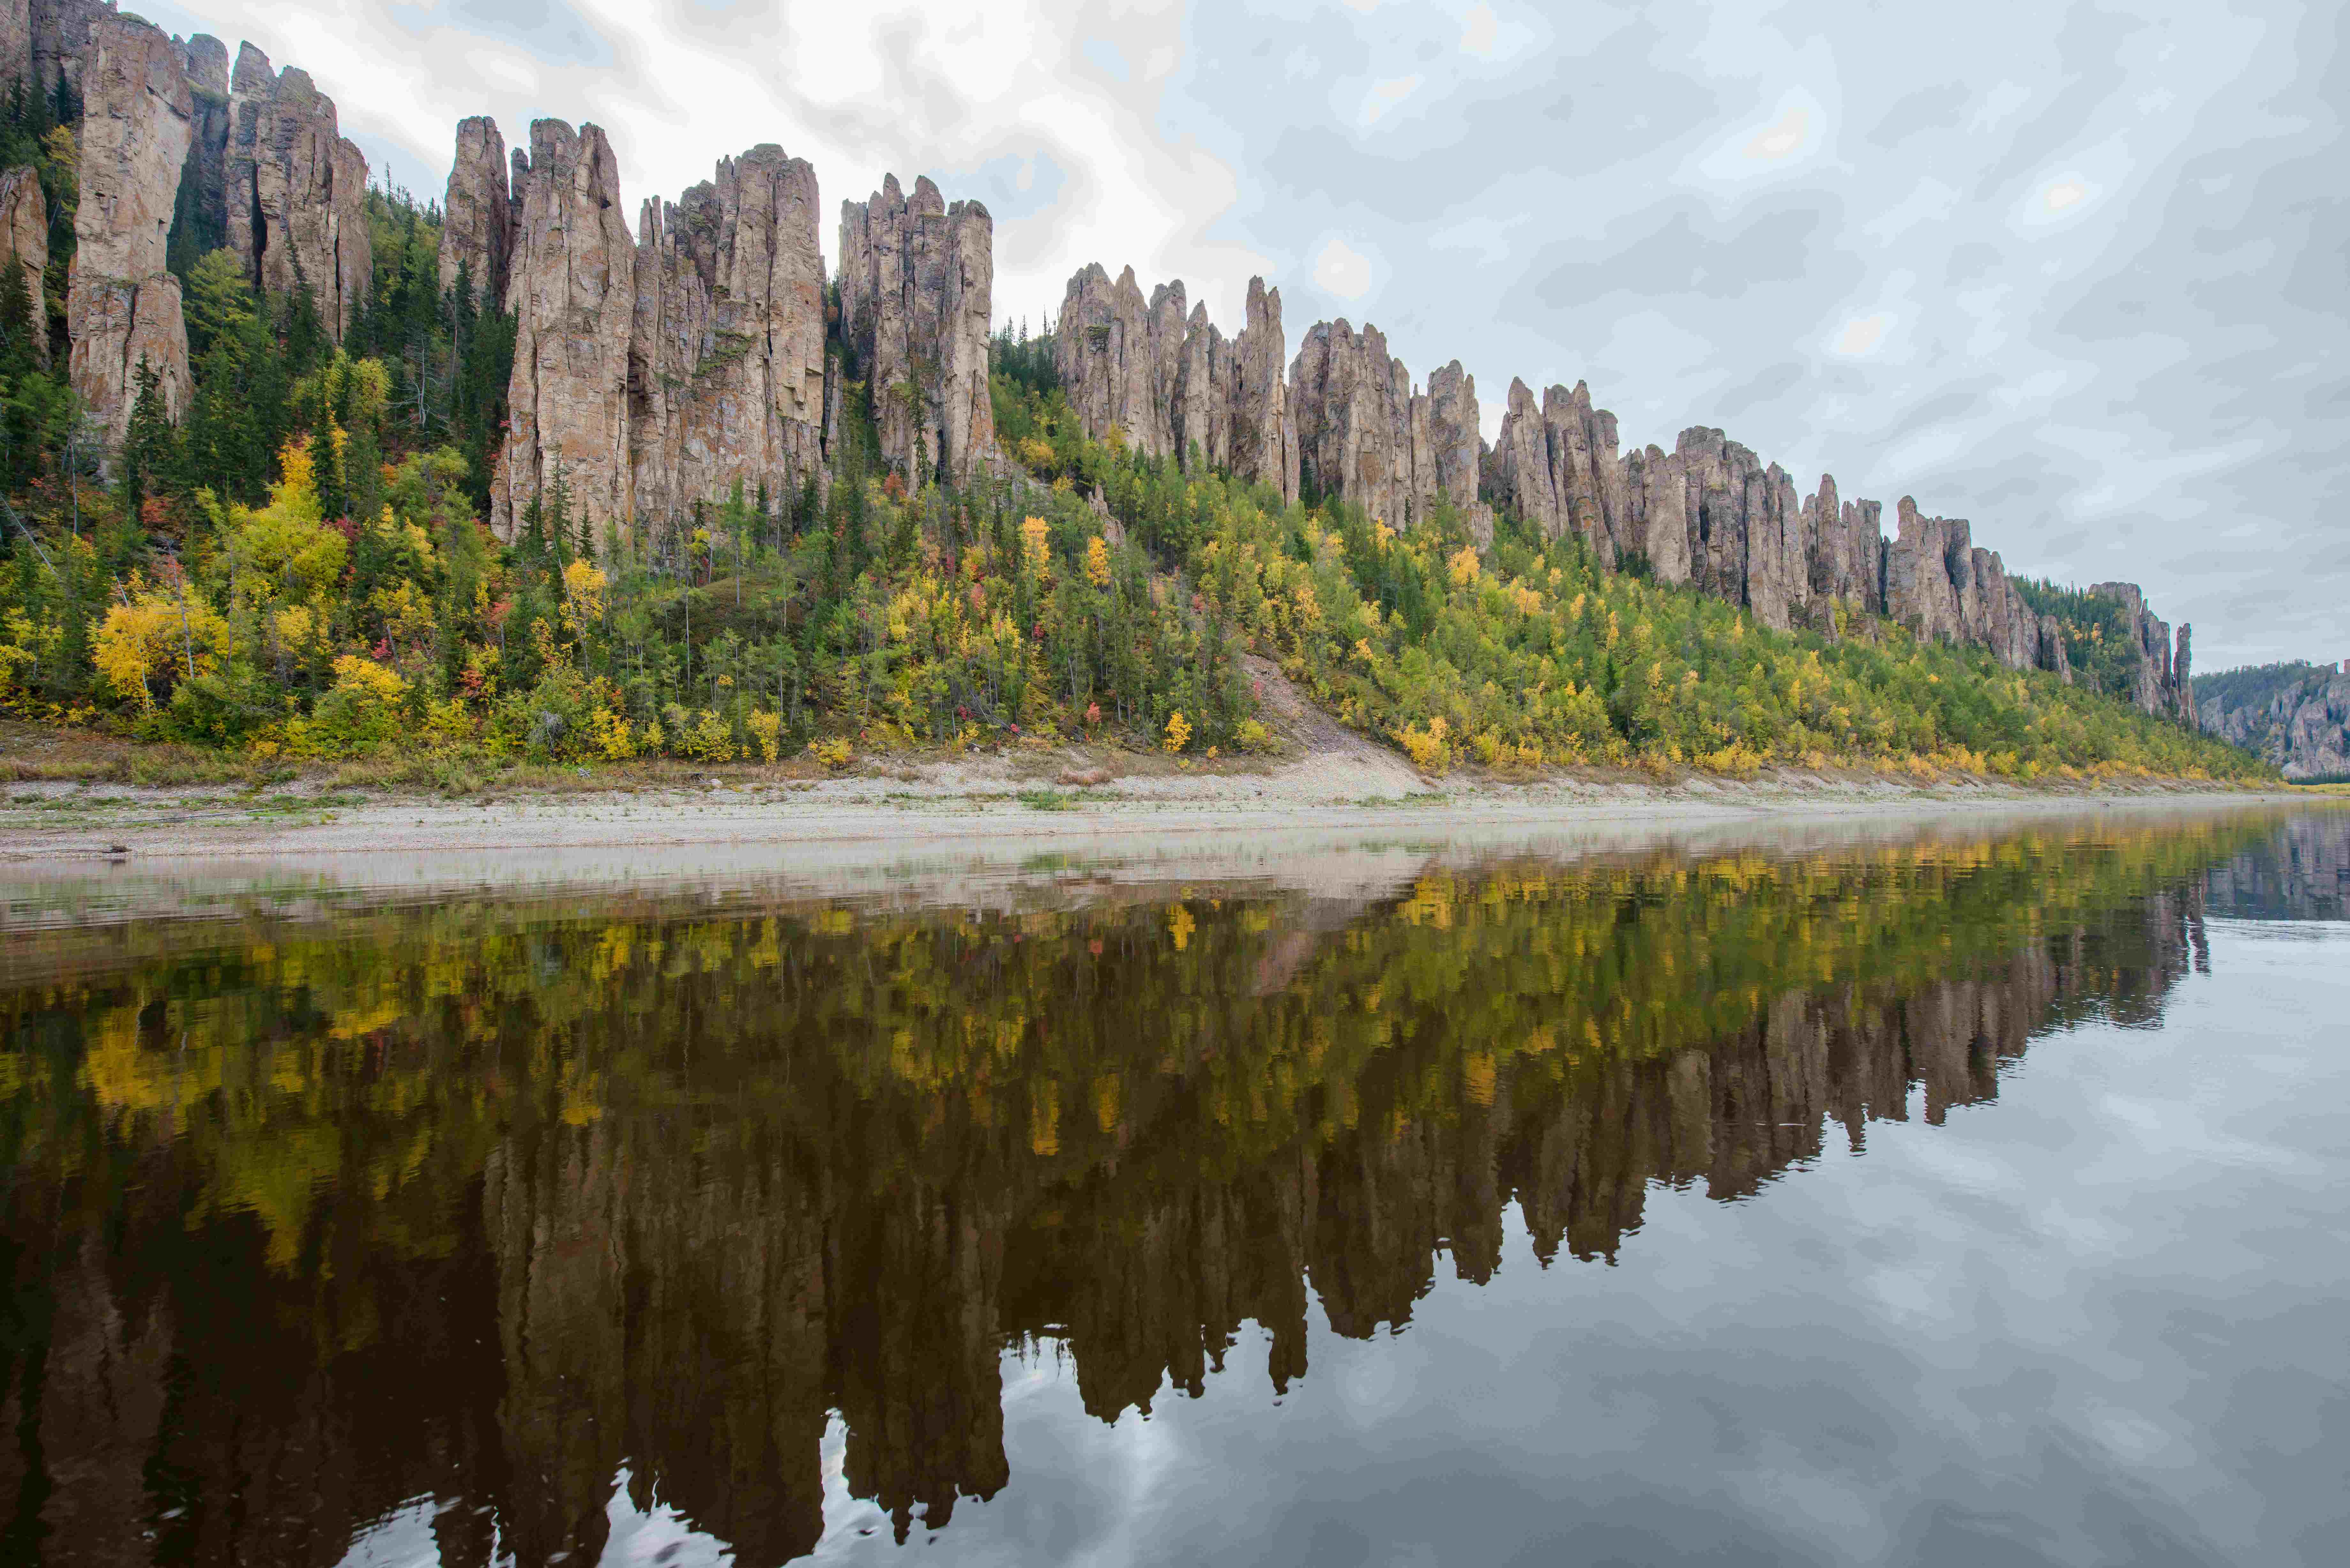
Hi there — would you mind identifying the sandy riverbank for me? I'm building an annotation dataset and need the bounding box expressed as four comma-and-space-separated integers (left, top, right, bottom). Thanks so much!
0, 740, 2316, 871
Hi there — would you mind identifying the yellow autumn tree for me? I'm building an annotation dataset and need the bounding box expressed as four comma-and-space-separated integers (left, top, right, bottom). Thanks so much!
561, 558, 608, 643
93, 581, 228, 708
285, 655, 409, 756
225, 441, 347, 606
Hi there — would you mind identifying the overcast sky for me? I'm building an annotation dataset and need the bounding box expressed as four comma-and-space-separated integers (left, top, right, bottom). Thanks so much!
132, 0, 2343, 670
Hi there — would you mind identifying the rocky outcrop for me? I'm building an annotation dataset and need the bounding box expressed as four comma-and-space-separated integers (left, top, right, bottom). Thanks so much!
1231, 277, 1298, 504
1051, 263, 1304, 500
1801, 476, 1884, 618
626, 143, 828, 525
64, 12, 188, 441
1880, 498, 2068, 676
1289, 318, 1483, 532
2190, 663, 2340, 780
1170, 299, 1227, 471
493, 130, 834, 540
1423, 361, 1483, 522
173, 32, 228, 251
224, 42, 369, 342
836, 173, 994, 485
22, 3, 2205, 711
2199, 664, 2348, 779
491, 119, 637, 539
1489, 379, 1629, 563
1290, 317, 1411, 526
436, 115, 512, 305
1621, 444, 1693, 585
1053, 262, 1175, 457
27, 0, 111, 98
0, 3, 26, 98
1665, 426, 1805, 630
2090, 582, 2194, 722
0, 163, 47, 364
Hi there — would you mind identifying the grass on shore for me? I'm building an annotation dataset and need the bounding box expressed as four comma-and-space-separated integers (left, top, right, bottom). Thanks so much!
0, 717, 2284, 808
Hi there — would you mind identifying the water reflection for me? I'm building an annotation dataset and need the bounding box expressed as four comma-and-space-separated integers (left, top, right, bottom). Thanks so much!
0, 810, 2340, 1566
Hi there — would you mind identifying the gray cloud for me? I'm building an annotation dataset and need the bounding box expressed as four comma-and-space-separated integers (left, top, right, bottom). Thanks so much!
385, 1, 615, 67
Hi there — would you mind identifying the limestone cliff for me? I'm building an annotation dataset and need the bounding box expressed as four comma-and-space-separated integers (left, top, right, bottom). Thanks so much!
64, 11, 187, 442
487, 123, 836, 540
2197, 661, 2349, 779
1171, 299, 1228, 471
0, 163, 47, 365
1052, 262, 1302, 498
27, 0, 110, 98
1489, 379, 1630, 565
224, 43, 369, 342
490, 119, 637, 540
627, 143, 828, 524
2089, 581, 2194, 724
1423, 360, 1483, 520
0, 3, 24, 97
837, 173, 994, 485
1290, 317, 1482, 533
172, 33, 228, 253
436, 114, 511, 305
1232, 277, 1299, 504
1800, 474, 1884, 619
1881, 498, 2073, 678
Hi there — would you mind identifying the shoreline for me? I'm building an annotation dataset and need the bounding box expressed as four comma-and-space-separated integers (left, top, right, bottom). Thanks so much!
0, 748, 2322, 872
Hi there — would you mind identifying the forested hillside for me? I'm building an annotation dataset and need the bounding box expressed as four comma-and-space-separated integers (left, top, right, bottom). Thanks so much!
0, 13, 2269, 787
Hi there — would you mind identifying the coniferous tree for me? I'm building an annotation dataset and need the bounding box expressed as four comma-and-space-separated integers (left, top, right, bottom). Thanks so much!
118, 358, 178, 519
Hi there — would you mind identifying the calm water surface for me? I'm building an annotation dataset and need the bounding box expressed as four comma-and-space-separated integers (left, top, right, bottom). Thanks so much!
3, 809, 2346, 1567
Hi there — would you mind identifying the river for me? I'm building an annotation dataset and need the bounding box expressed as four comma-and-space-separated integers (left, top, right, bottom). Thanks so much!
3, 805, 2344, 1566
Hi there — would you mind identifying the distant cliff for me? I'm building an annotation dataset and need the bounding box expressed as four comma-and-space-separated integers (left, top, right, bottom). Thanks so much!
2197, 661, 2350, 779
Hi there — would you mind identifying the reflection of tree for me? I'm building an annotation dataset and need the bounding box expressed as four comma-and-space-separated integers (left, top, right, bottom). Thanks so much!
0, 814, 2310, 1564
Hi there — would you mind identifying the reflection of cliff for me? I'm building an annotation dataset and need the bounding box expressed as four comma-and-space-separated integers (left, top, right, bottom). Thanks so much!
2202, 812, 2350, 921
0, 822, 2267, 1564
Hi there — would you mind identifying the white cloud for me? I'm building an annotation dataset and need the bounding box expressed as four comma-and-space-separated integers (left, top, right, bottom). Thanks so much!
1685, 86, 1835, 199
1831, 313, 1892, 358
1746, 105, 1810, 160
1314, 236, 1376, 301
1461, 3, 1499, 57
1359, 73, 1424, 127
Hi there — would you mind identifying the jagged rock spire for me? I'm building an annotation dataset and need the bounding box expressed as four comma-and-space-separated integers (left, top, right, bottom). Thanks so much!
438, 115, 513, 307
491, 119, 637, 540
224, 41, 370, 342
837, 173, 996, 485
66, 12, 191, 443
1288, 317, 1484, 534
628, 143, 828, 523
